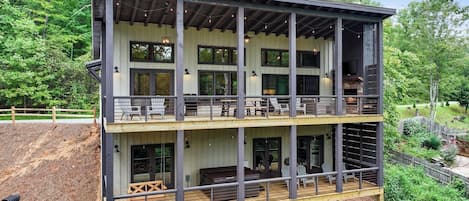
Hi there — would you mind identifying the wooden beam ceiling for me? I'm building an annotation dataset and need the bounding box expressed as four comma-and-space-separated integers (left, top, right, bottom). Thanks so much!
198, 5, 218, 30
210, 7, 233, 31
186, 4, 203, 27
129, 0, 140, 25
144, 0, 158, 26
114, 1, 121, 24
158, 1, 173, 27
264, 13, 289, 35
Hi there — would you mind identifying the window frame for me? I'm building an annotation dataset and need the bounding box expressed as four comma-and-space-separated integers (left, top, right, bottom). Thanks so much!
261, 74, 320, 95
130, 143, 175, 188
198, 70, 246, 95
261, 48, 321, 68
297, 51, 320, 68
197, 45, 245, 65
130, 41, 175, 63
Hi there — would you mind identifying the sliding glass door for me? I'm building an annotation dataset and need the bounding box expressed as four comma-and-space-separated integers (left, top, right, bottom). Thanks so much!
131, 69, 173, 96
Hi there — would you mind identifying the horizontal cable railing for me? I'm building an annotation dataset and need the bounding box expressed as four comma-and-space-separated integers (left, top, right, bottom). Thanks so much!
343, 95, 379, 115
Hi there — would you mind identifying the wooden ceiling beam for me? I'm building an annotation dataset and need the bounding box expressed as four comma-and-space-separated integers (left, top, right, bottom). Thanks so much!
280, 14, 308, 35
324, 21, 362, 39
158, 1, 173, 27
144, 0, 158, 26
210, 7, 233, 31
114, 1, 121, 24
296, 17, 323, 37
129, 0, 140, 25
186, 4, 203, 28
197, 5, 218, 30
309, 19, 335, 39
264, 14, 289, 36
251, 12, 275, 34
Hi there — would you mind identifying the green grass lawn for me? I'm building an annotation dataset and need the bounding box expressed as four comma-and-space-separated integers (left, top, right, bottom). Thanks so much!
397, 104, 469, 130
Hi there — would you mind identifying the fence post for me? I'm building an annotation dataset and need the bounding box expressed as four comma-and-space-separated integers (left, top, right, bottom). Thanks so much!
93, 107, 97, 127
52, 106, 57, 124
11, 106, 15, 125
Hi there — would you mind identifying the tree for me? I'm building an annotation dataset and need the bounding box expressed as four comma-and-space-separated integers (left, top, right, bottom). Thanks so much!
396, 0, 468, 123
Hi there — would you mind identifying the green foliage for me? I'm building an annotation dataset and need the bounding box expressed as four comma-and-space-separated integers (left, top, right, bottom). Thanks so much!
398, 104, 469, 130
441, 144, 458, 166
399, 121, 440, 159
0, 0, 97, 109
385, 163, 467, 201
422, 135, 441, 150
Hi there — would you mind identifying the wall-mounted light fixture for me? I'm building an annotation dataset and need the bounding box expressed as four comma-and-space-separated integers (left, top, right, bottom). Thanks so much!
114, 66, 119, 73
244, 35, 251, 43
251, 70, 257, 77
114, 145, 120, 152
185, 137, 190, 149
184, 68, 190, 75
324, 72, 329, 79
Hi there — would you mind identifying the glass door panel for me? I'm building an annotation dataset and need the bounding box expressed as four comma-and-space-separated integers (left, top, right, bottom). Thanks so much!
133, 72, 151, 95
253, 138, 281, 178
155, 73, 171, 95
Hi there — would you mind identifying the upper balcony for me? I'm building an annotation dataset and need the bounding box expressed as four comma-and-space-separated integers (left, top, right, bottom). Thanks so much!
98, 0, 388, 133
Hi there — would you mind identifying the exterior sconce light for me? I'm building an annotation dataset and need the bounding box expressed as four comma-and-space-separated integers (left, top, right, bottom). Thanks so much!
251, 70, 257, 77
185, 137, 190, 149
114, 66, 119, 73
184, 68, 190, 75
244, 35, 251, 43
324, 72, 329, 78
162, 36, 171, 44
114, 145, 120, 152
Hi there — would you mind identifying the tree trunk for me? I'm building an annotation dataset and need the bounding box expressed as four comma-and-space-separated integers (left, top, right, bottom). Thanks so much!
429, 75, 439, 131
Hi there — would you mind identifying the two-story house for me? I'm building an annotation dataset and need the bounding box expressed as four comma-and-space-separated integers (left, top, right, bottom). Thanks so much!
89, 0, 394, 200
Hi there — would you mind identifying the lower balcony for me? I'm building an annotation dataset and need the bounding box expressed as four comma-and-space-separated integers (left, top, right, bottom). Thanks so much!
106, 95, 382, 133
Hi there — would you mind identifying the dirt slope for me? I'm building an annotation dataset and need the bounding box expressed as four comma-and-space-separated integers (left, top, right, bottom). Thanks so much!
0, 124, 100, 201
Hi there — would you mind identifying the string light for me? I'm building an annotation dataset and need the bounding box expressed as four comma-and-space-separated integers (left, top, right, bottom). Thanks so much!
208, 16, 212, 24
116, 2, 120, 6
284, 19, 288, 24
312, 29, 315, 34
231, 13, 235, 18
264, 24, 268, 30
329, 25, 333, 29
357, 34, 361, 39
170, 8, 174, 12
144, 11, 148, 17
184, 9, 188, 13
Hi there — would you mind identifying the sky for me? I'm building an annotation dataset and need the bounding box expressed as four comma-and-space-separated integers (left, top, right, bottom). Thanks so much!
379, 0, 469, 10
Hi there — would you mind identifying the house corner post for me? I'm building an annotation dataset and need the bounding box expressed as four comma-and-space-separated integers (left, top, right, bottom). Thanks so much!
289, 125, 298, 199
334, 17, 343, 116
104, 0, 114, 200
175, 0, 185, 200
377, 20, 384, 187
237, 127, 245, 201
288, 12, 298, 200
236, 6, 246, 201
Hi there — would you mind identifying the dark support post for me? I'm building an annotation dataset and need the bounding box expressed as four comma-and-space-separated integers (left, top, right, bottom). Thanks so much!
289, 125, 298, 199
376, 21, 384, 187
236, 6, 245, 201
176, 130, 184, 201
236, 6, 245, 119
289, 12, 297, 117
237, 128, 245, 200
335, 124, 343, 192
334, 17, 343, 116
288, 12, 298, 199
175, 0, 184, 121
175, 1, 185, 201
104, 0, 114, 200
100, 20, 106, 198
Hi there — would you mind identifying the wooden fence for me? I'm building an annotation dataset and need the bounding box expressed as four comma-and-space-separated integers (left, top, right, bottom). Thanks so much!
389, 150, 469, 197
0, 106, 97, 125
399, 117, 468, 140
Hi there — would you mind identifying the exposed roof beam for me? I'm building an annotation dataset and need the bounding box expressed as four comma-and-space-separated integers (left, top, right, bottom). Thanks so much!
264, 14, 290, 36
210, 7, 233, 31
245, 10, 263, 31
310, 19, 335, 39
114, 1, 121, 24
280, 14, 309, 35
251, 12, 275, 34
222, 15, 236, 32
158, 1, 173, 27
324, 21, 362, 39
198, 5, 218, 30
296, 17, 322, 37
186, 4, 203, 28
144, 0, 158, 26
129, 0, 140, 25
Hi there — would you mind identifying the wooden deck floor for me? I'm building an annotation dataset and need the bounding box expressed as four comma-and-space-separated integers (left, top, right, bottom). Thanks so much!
119, 178, 379, 201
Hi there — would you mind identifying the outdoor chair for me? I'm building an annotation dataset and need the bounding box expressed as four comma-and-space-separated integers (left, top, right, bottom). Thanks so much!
117, 99, 141, 120
297, 164, 315, 188
269, 98, 289, 115
321, 163, 336, 185
343, 164, 355, 183
296, 98, 307, 115
281, 165, 299, 189
146, 98, 165, 120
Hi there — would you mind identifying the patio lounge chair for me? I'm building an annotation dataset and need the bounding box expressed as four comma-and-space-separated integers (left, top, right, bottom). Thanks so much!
269, 98, 289, 115
146, 98, 165, 120
296, 98, 307, 115
321, 163, 336, 185
117, 99, 141, 120
343, 164, 355, 183
281, 165, 299, 189
297, 164, 315, 188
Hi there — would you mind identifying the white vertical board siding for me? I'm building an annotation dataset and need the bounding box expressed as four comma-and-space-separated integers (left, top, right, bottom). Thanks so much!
113, 125, 333, 195
113, 23, 334, 96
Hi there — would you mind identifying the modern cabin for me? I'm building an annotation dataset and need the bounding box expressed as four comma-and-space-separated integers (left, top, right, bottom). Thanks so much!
90, 0, 394, 200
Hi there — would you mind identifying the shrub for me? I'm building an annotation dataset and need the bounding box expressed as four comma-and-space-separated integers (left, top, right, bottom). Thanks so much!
413, 102, 417, 108
402, 120, 427, 136
422, 135, 441, 150
441, 144, 458, 166
450, 177, 466, 195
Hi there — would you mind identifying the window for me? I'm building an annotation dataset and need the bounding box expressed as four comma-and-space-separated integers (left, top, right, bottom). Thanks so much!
199, 71, 239, 95
131, 69, 173, 96
130, 41, 174, 63
262, 74, 319, 95
131, 144, 175, 188
261, 49, 321, 68
297, 51, 320, 68
198, 46, 245, 65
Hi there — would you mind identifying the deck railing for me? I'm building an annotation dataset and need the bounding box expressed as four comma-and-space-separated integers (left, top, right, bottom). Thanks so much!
0, 106, 97, 125
112, 167, 379, 201
112, 95, 379, 122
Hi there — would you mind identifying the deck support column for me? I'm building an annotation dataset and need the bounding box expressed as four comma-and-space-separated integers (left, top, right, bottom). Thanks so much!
335, 124, 343, 192
237, 128, 245, 200
104, 0, 114, 200
376, 20, 384, 187
176, 130, 185, 201
175, 0, 185, 200
100, 18, 107, 198
334, 17, 343, 193
288, 12, 298, 199
236, 6, 246, 201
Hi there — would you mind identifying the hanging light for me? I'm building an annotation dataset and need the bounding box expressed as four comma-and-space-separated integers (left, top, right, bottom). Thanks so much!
312, 29, 315, 34
208, 16, 212, 24
162, 36, 170, 44
244, 35, 251, 43
144, 11, 148, 18
312, 48, 319, 54
251, 70, 257, 77
264, 24, 268, 30
357, 34, 361, 39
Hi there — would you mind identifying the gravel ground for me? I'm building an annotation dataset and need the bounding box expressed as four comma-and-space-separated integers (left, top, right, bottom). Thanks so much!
0, 124, 100, 201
